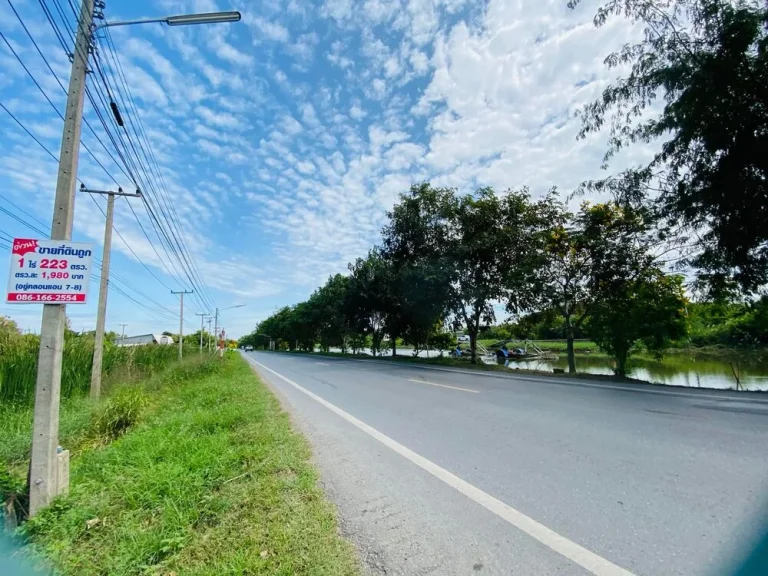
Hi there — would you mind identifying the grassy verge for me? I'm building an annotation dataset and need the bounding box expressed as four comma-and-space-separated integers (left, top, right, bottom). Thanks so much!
3, 355, 359, 576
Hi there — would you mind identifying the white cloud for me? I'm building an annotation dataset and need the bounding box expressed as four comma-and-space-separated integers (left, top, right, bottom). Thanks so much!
349, 102, 366, 120
384, 56, 401, 78
209, 34, 254, 66
248, 16, 290, 43
409, 49, 429, 74
327, 40, 354, 69
119, 64, 168, 107
280, 115, 304, 135
296, 160, 316, 175
415, 0, 645, 193
300, 103, 321, 129
195, 106, 240, 129
321, 0, 355, 22
371, 78, 387, 99
286, 32, 319, 65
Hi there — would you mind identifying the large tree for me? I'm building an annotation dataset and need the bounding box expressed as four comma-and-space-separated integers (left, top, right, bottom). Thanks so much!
345, 249, 396, 357
588, 269, 688, 377
384, 184, 549, 363
309, 274, 349, 352
572, 0, 768, 295
530, 204, 594, 373
396, 263, 452, 355
578, 203, 688, 376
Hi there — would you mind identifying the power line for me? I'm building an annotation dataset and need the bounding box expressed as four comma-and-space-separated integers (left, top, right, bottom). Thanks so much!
5, 1, 218, 314
97, 30, 218, 311
0, 103, 176, 293
3, 4, 130, 186
3, 4, 191, 292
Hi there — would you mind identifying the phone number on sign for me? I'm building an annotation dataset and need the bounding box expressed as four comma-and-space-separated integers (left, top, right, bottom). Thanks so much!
7, 293, 85, 302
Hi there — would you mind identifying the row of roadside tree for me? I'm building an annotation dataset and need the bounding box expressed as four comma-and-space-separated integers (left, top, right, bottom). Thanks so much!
241, 0, 767, 377
241, 185, 689, 377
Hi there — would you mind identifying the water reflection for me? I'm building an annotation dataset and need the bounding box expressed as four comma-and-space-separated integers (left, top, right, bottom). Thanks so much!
323, 346, 768, 391
488, 354, 768, 391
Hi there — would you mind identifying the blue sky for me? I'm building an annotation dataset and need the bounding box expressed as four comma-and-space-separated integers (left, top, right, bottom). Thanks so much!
0, 0, 650, 338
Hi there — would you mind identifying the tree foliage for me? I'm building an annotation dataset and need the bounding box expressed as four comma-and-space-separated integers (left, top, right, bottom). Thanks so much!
572, 0, 768, 295
345, 250, 395, 356
587, 270, 688, 376
240, 182, 693, 377
383, 183, 553, 363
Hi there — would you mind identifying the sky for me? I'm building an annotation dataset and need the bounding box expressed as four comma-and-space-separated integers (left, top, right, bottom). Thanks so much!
0, 0, 653, 338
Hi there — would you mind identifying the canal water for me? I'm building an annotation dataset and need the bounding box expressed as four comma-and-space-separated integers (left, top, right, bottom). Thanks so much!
484, 353, 768, 391
327, 347, 768, 392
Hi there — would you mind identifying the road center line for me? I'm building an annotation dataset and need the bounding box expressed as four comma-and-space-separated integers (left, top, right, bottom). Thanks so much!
316, 362, 330, 366
245, 355, 635, 576
409, 378, 479, 393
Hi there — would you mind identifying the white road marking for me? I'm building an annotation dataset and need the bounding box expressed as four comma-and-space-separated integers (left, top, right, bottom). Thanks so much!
245, 355, 636, 576
315, 362, 330, 366
409, 378, 479, 394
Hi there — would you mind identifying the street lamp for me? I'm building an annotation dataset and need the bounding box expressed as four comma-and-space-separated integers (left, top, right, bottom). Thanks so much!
96, 11, 241, 30
213, 305, 245, 354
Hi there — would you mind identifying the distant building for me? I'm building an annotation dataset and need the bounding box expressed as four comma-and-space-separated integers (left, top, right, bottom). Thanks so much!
118, 333, 174, 347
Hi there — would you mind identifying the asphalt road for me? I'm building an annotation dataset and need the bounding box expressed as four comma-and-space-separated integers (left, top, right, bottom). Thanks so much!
243, 351, 768, 576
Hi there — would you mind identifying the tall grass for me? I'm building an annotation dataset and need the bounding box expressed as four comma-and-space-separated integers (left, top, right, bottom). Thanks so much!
0, 333, 194, 405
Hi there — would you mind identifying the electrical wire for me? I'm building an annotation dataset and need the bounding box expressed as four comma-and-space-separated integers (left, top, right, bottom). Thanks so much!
97, 29, 218, 311
7, 0, 218, 314
4, 3, 198, 295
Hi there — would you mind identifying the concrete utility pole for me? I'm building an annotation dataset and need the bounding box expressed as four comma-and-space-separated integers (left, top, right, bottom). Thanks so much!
82, 186, 140, 399
28, 0, 94, 517
213, 308, 219, 355
172, 290, 193, 360
207, 317, 213, 350
24, 2, 241, 519
119, 323, 128, 345
195, 312, 207, 353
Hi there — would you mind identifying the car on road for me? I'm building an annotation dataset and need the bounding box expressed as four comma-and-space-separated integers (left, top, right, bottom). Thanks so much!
244, 345, 254, 351
457, 335, 470, 342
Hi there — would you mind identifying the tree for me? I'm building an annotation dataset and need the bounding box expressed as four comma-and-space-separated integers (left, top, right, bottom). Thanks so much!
587, 270, 688, 376
384, 184, 548, 363
571, 0, 768, 294
531, 198, 661, 373
396, 263, 451, 355
309, 274, 349, 352
532, 207, 594, 373
574, 202, 688, 375
345, 250, 396, 357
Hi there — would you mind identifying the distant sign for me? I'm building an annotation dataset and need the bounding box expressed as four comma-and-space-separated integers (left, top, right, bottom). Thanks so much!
6, 238, 94, 304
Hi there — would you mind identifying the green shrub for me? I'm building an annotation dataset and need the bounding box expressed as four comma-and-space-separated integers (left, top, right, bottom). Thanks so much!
92, 389, 148, 441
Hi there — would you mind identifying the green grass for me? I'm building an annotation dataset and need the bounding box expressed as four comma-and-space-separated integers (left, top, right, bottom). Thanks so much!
0, 398, 96, 475
8, 355, 359, 576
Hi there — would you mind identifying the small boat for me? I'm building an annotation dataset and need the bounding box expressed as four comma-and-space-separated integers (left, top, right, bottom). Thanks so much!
479, 339, 559, 362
